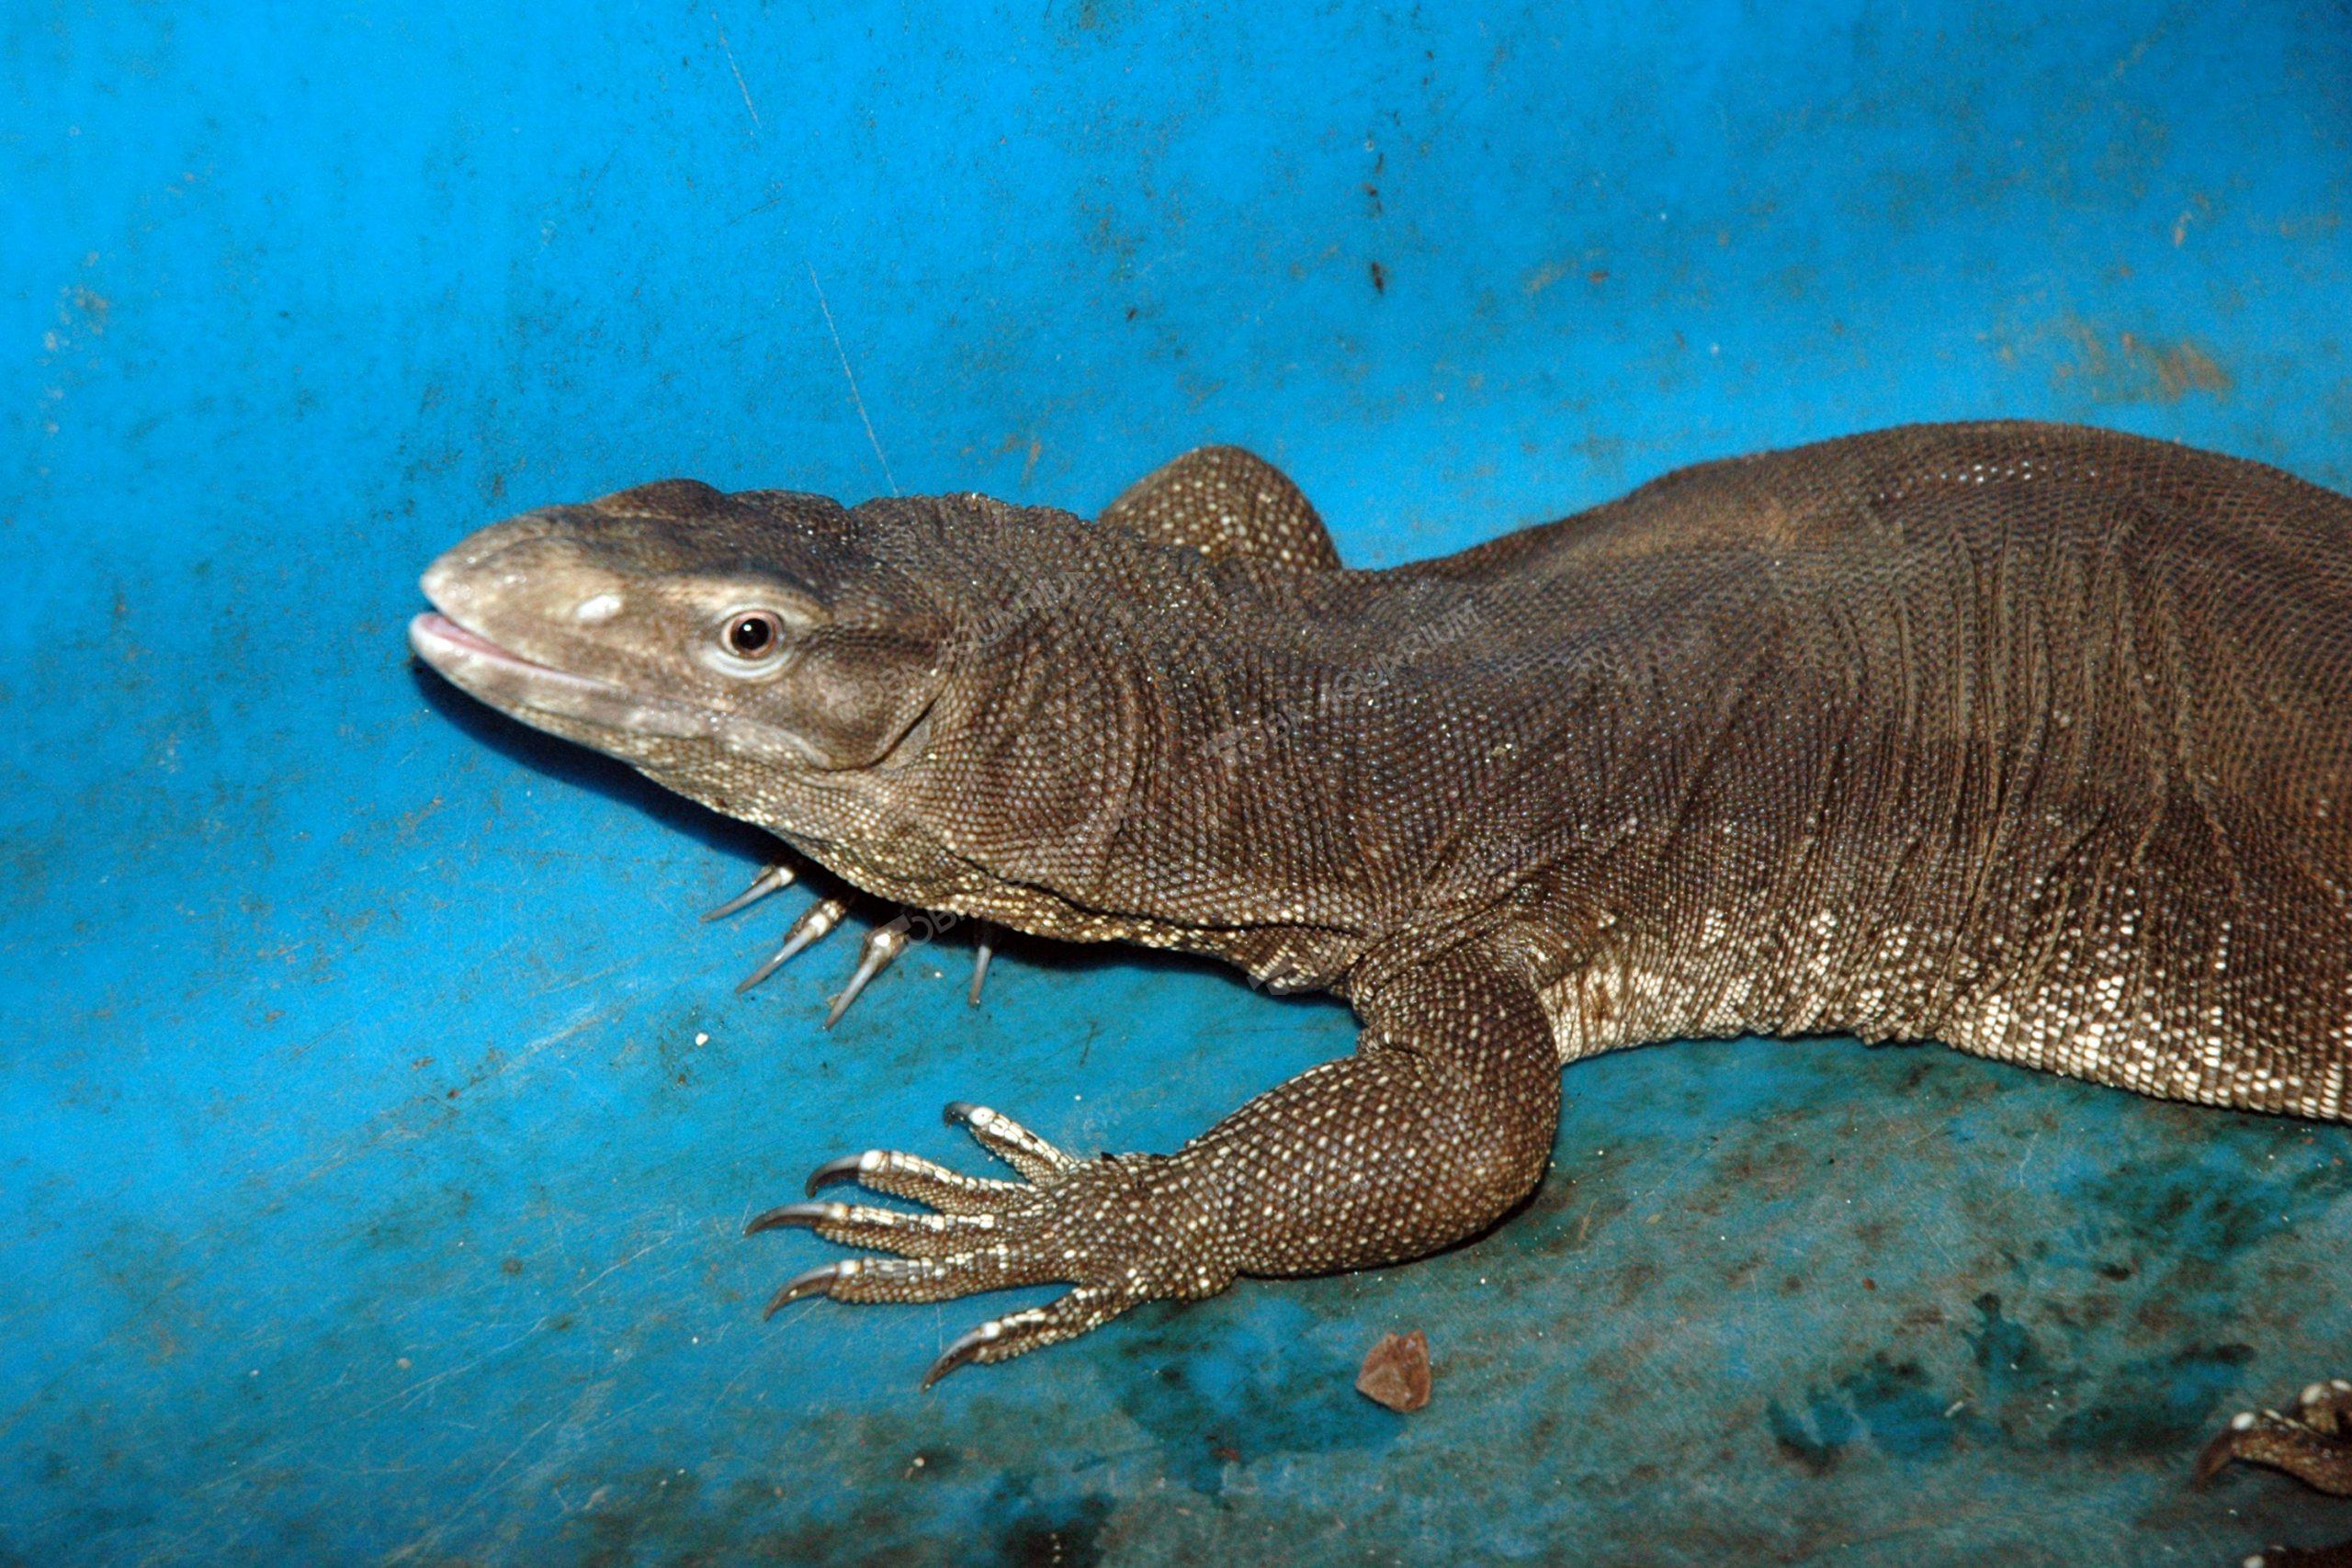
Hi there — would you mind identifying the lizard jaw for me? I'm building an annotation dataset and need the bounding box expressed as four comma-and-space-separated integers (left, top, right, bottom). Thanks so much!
409, 610, 728, 746
410, 610, 605, 696
409, 609, 831, 768
412, 607, 646, 718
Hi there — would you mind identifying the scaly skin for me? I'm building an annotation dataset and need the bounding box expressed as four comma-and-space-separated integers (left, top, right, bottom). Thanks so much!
2198, 1379, 2352, 1496
410, 424, 2350, 1442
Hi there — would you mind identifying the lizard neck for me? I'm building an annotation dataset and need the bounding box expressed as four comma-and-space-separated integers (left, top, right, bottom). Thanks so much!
887, 536, 1560, 986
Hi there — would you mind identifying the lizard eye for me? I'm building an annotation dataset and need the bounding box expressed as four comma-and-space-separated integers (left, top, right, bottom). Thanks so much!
720, 610, 786, 661
704, 599, 819, 680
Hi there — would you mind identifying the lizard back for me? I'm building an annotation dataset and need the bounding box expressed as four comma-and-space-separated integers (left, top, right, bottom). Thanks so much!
1372, 422, 2351, 1119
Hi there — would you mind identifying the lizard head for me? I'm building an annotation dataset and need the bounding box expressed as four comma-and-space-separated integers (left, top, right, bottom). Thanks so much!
414, 475, 1291, 952
410, 479, 956, 819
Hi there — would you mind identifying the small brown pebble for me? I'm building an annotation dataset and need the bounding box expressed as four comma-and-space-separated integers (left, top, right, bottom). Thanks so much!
1356, 1330, 1432, 1412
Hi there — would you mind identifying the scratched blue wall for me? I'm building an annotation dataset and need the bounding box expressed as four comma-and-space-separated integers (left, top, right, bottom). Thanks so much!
4, 2, 2349, 1562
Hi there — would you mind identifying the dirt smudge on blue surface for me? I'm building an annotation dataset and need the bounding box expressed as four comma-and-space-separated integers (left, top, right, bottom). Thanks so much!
540, 1416, 1134, 1565
983, 1488, 1112, 1567
2049, 319, 2233, 403
1107, 1302, 1399, 1498
1765, 1356, 1964, 1476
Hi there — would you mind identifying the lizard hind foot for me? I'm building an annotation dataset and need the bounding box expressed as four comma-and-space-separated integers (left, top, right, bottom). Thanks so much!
2196, 1379, 2352, 1495
747, 1102, 1234, 1386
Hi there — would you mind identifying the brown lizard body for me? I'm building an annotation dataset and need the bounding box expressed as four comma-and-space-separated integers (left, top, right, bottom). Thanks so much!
410, 420, 2349, 1488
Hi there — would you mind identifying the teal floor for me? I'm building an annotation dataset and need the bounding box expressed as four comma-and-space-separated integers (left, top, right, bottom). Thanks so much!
5, 2, 2348, 1562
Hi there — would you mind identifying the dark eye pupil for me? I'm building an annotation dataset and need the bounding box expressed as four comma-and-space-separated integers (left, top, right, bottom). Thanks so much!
727, 615, 775, 655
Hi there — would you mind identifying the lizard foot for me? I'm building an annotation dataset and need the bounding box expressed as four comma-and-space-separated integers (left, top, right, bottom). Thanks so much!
2196, 1379, 2352, 1495
703, 863, 998, 1017
746, 1101, 1231, 1387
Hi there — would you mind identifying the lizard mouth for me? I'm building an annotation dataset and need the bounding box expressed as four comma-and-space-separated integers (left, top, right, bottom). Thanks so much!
408, 607, 718, 743
409, 610, 632, 706
408, 607, 829, 762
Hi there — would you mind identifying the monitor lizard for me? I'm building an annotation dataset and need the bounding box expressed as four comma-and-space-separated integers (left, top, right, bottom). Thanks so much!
409, 421, 2348, 1494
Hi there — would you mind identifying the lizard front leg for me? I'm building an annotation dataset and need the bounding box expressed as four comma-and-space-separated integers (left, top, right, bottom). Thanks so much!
747, 940, 1561, 1384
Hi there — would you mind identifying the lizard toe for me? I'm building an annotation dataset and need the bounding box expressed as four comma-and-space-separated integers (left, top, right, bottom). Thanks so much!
802, 1147, 1026, 1213
736, 897, 850, 994
922, 1285, 1141, 1389
763, 1251, 1046, 1314
2297, 1377, 2352, 1436
944, 1100, 1079, 1181
744, 1199, 1001, 1259
2196, 1381, 2352, 1495
701, 861, 797, 922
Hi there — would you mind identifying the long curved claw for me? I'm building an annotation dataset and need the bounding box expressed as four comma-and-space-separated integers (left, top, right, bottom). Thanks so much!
803, 1148, 1025, 1213
967, 923, 996, 1007
922, 1324, 995, 1391
763, 1262, 849, 1318
737, 897, 849, 995
702, 863, 797, 921
803, 1154, 870, 1197
766, 1252, 1031, 1308
945, 1101, 1080, 1181
745, 1199, 1002, 1258
823, 922, 910, 1029
922, 1286, 1135, 1391
745, 1201, 842, 1236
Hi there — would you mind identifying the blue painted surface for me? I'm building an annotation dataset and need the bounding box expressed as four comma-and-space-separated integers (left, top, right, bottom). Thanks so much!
4, 1, 2349, 1562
